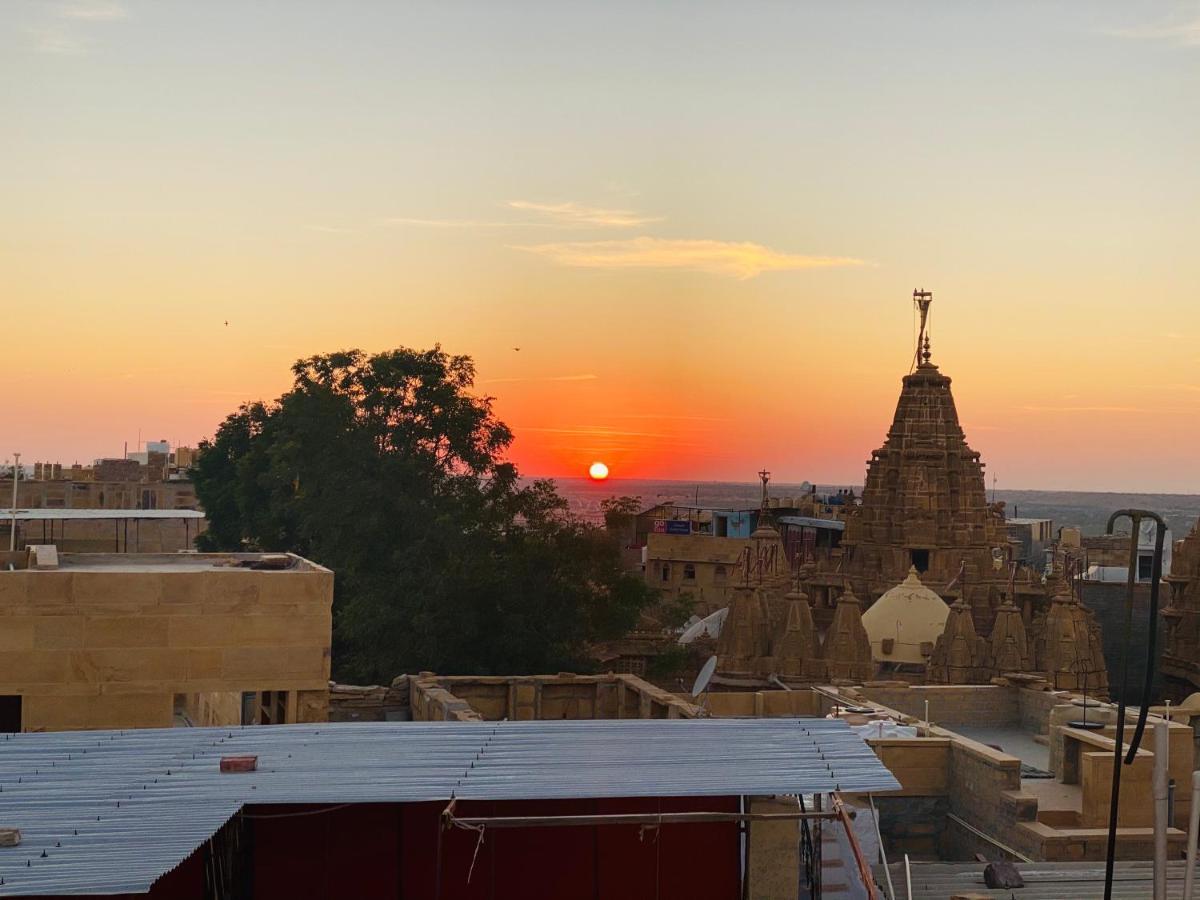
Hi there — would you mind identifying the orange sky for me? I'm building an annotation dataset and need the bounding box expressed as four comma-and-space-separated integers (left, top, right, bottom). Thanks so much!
4, 3, 1198, 491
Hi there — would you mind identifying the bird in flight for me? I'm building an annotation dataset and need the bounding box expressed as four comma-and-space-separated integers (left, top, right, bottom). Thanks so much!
224, 320, 229, 326
513, 346, 520, 351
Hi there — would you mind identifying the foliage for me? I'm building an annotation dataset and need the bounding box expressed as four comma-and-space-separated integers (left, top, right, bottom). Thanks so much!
192, 346, 656, 682
599, 495, 643, 533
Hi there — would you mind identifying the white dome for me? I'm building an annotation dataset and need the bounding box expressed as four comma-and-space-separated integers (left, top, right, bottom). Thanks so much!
861, 567, 949, 664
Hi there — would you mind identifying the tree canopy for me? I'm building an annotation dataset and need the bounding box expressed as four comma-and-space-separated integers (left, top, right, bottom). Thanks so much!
192, 347, 656, 682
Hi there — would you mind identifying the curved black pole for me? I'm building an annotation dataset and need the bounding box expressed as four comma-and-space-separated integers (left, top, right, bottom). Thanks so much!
1101, 508, 1167, 900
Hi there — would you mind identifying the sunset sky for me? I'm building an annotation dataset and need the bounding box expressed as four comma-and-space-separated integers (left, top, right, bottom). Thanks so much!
4, 2, 1199, 491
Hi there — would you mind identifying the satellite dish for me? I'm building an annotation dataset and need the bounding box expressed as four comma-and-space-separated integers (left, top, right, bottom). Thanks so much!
678, 607, 728, 644
691, 655, 718, 698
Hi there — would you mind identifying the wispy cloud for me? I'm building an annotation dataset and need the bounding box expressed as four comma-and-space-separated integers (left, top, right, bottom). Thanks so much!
1021, 405, 1144, 413
520, 426, 673, 439
514, 236, 868, 280
508, 200, 662, 228
480, 373, 599, 384
29, 1, 126, 53
381, 216, 526, 229
57, 1, 127, 20
1103, 10, 1200, 47
28, 26, 89, 53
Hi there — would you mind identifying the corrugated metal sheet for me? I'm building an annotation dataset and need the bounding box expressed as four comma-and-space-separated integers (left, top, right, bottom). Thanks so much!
0, 718, 897, 897
777, 516, 845, 531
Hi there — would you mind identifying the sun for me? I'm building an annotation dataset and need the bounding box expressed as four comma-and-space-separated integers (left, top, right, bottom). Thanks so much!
588, 461, 610, 481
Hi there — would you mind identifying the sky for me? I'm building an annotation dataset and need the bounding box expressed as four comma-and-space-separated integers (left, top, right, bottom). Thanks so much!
3, 1, 1199, 491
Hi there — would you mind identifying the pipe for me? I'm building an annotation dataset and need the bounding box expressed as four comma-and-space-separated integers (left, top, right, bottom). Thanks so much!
1103, 508, 1167, 900
1186, 770, 1200, 900
904, 853, 912, 900
869, 793, 897, 900
1153, 720, 1168, 900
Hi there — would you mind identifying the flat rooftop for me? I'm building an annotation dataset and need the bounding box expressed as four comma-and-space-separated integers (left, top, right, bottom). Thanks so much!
7, 552, 328, 573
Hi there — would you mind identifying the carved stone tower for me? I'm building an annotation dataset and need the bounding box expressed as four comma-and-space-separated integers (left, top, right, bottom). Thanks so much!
772, 582, 826, 681
928, 597, 993, 684
822, 586, 875, 681
1162, 518, 1200, 697
1033, 584, 1109, 694
836, 290, 1013, 634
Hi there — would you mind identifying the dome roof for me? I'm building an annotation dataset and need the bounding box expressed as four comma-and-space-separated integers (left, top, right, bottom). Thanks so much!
861, 567, 949, 664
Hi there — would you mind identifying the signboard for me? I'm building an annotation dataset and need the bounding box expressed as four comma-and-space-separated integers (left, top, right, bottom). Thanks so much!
653, 519, 692, 535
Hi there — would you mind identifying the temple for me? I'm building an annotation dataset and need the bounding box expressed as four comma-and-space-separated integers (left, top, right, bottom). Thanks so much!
825, 289, 1017, 634
1163, 517, 1200, 698
787, 290, 1109, 690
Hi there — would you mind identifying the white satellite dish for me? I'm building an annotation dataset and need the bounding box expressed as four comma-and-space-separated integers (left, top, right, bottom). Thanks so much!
691, 654, 718, 698
678, 607, 728, 644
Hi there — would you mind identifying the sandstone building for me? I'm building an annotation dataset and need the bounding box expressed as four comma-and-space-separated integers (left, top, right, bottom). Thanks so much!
1163, 516, 1200, 698
0, 548, 332, 732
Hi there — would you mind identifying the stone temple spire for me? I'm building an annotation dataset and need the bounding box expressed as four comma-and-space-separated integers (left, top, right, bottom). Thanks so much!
835, 288, 1011, 635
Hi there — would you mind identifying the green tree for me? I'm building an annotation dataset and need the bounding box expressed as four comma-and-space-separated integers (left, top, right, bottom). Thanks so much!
192, 347, 655, 682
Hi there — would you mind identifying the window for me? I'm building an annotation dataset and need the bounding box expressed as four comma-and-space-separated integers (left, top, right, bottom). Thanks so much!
0, 695, 21, 733
1138, 553, 1154, 581
614, 656, 647, 676
909, 549, 930, 573
683, 563, 696, 581
714, 565, 727, 583
660, 564, 671, 582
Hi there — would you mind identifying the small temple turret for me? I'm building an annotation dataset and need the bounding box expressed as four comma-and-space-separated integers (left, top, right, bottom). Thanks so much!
771, 569, 826, 681
989, 566, 1032, 674
822, 585, 875, 681
1032, 581, 1109, 693
928, 594, 993, 684
715, 584, 771, 678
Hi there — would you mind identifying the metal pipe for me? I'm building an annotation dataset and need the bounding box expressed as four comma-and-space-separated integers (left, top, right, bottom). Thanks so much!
447, 810, 840, 829
904, 853, 912, 900
869, 793, 897, 900
1103, 507, 1167, 900
1185, 770, 1200, 900
1153, 720, 1168, 900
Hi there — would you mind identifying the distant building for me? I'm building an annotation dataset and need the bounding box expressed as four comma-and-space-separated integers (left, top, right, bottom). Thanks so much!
0, 549, 332, 732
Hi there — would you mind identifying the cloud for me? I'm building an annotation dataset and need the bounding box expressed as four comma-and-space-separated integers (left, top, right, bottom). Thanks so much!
57, 1, 127, 20
508, 200, 663, 228
1020, 405, 1144, 413
480, 373, 599, 384
514, 236, 868, 279
28, 26, 89, 53
382, 216, 523, 229
1103, 11, 1200, 47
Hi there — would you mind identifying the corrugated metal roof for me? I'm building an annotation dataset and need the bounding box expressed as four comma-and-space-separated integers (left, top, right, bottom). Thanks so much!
777, 516, 845, 531
3, 509, 204, 520
0, 718, 898, 896
883, 860, 1194, 899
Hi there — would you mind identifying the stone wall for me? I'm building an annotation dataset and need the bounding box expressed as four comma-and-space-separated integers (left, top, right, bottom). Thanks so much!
0, 553, 333, 731
705, 689, 822, 718
857, 683, 1020, 726
398, 672, 703, 722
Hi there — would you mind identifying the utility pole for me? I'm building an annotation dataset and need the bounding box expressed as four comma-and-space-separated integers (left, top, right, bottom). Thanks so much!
9, 451, 20, 551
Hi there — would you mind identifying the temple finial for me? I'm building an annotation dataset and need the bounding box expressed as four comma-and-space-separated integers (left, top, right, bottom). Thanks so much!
913, 288, 933, 366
